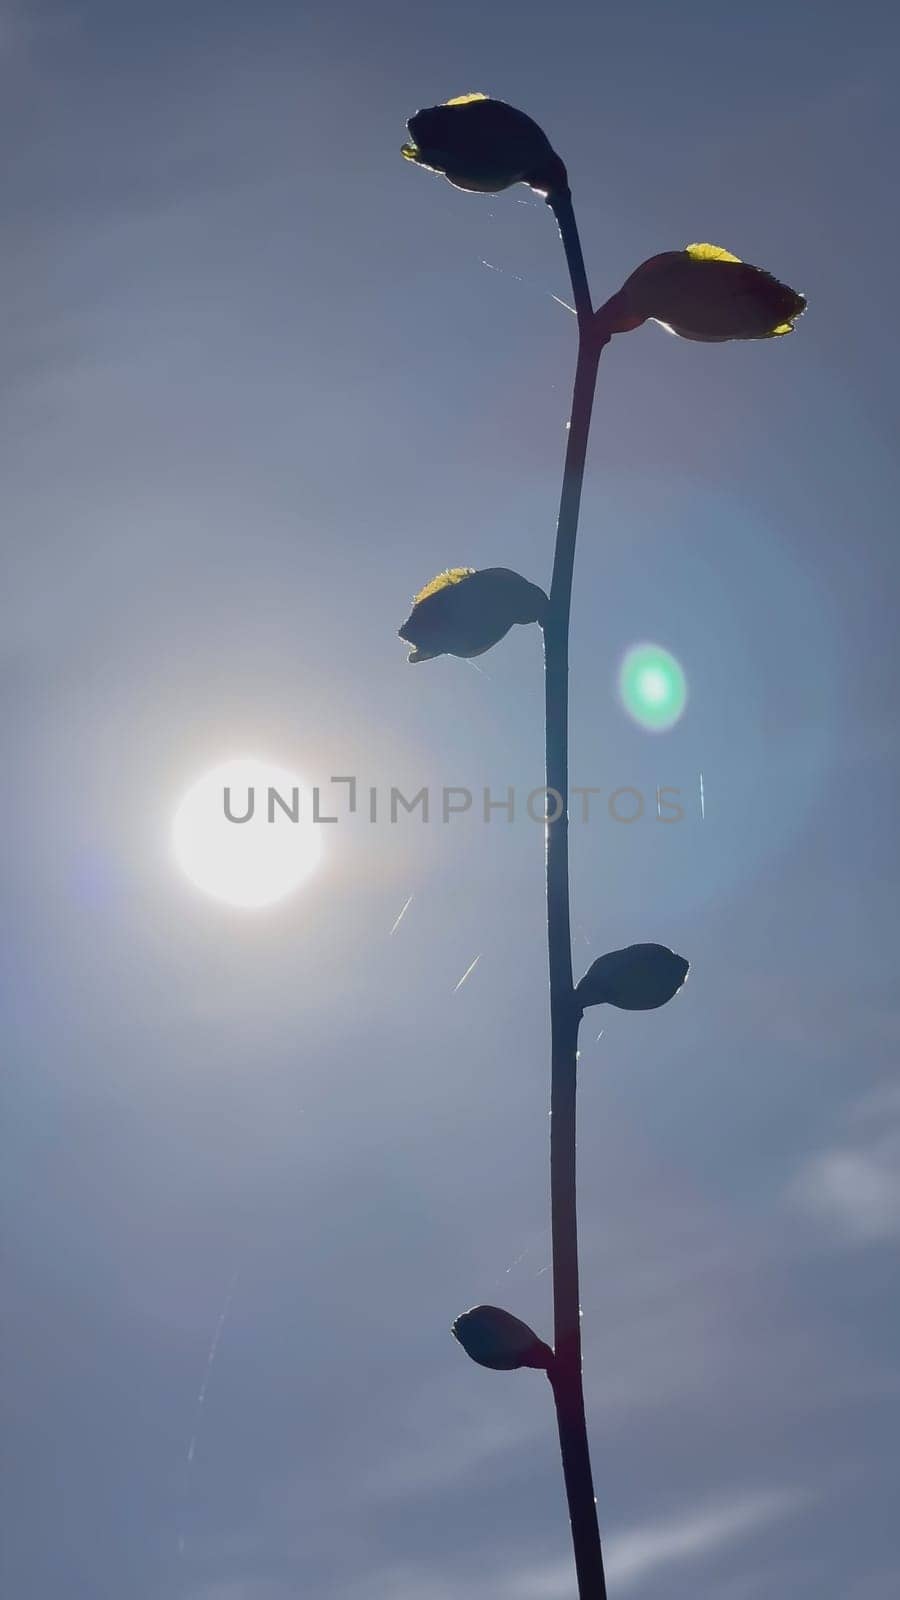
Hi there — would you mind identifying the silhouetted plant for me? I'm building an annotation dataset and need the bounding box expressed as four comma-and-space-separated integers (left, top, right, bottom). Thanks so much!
398, 92, 805, 1599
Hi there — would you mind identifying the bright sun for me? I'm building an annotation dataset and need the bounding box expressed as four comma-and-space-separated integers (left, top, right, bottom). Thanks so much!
172, 758, 323, 909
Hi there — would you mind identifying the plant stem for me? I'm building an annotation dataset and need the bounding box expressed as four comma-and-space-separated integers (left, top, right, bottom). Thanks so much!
544, 186, 607, 1600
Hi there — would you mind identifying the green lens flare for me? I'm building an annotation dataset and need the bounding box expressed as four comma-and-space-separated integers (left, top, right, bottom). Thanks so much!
619, 644, 687, 732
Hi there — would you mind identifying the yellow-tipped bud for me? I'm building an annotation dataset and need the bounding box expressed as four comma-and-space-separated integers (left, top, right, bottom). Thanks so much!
402, 95, 565, 196
598, 244, 806, 342
398, 566, 547, 663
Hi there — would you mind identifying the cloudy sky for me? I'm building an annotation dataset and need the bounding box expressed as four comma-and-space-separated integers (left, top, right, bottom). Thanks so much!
3, 2, 900, 1597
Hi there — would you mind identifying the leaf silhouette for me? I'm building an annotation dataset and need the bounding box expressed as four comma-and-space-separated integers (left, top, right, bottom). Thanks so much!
452, 1305, 553, 1371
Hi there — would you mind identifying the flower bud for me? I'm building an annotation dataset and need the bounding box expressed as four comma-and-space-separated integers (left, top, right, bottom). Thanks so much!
452, 1305, 553, 1371
402, 93, 565, 196
598, 243, 806, 342
576, 943, 690, 1011
399, 566, 548, 663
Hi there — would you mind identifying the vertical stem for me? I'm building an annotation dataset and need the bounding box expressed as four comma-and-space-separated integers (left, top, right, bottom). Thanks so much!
545, 186, 608, 1599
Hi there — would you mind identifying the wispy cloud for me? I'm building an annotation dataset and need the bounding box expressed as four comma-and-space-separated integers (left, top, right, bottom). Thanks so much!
359, 1396, 544, 1506
791, 1084, 900, 1243
604, 1488, 809, 1589
793, 1148, 900, 1242
510, 1487, 810, 1597
0, 0, 75, 59
187, 1583, 297, 1600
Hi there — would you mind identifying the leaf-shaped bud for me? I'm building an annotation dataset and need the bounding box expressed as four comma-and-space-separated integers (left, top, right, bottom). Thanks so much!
597, 242, 806, 342
401, 93, 566, 196
398, 566, 548, 663
452, 1305, 553, 1371
576, 943, 689, 1011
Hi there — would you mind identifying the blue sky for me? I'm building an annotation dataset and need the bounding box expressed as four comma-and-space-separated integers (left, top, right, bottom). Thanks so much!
3, 2, 900, 1597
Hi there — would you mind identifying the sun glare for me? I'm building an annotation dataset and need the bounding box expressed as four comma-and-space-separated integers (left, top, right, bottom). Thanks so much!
172, 758, 323, 909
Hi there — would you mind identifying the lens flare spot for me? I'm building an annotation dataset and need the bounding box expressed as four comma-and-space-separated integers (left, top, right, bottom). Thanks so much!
619, 644, 687, 732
